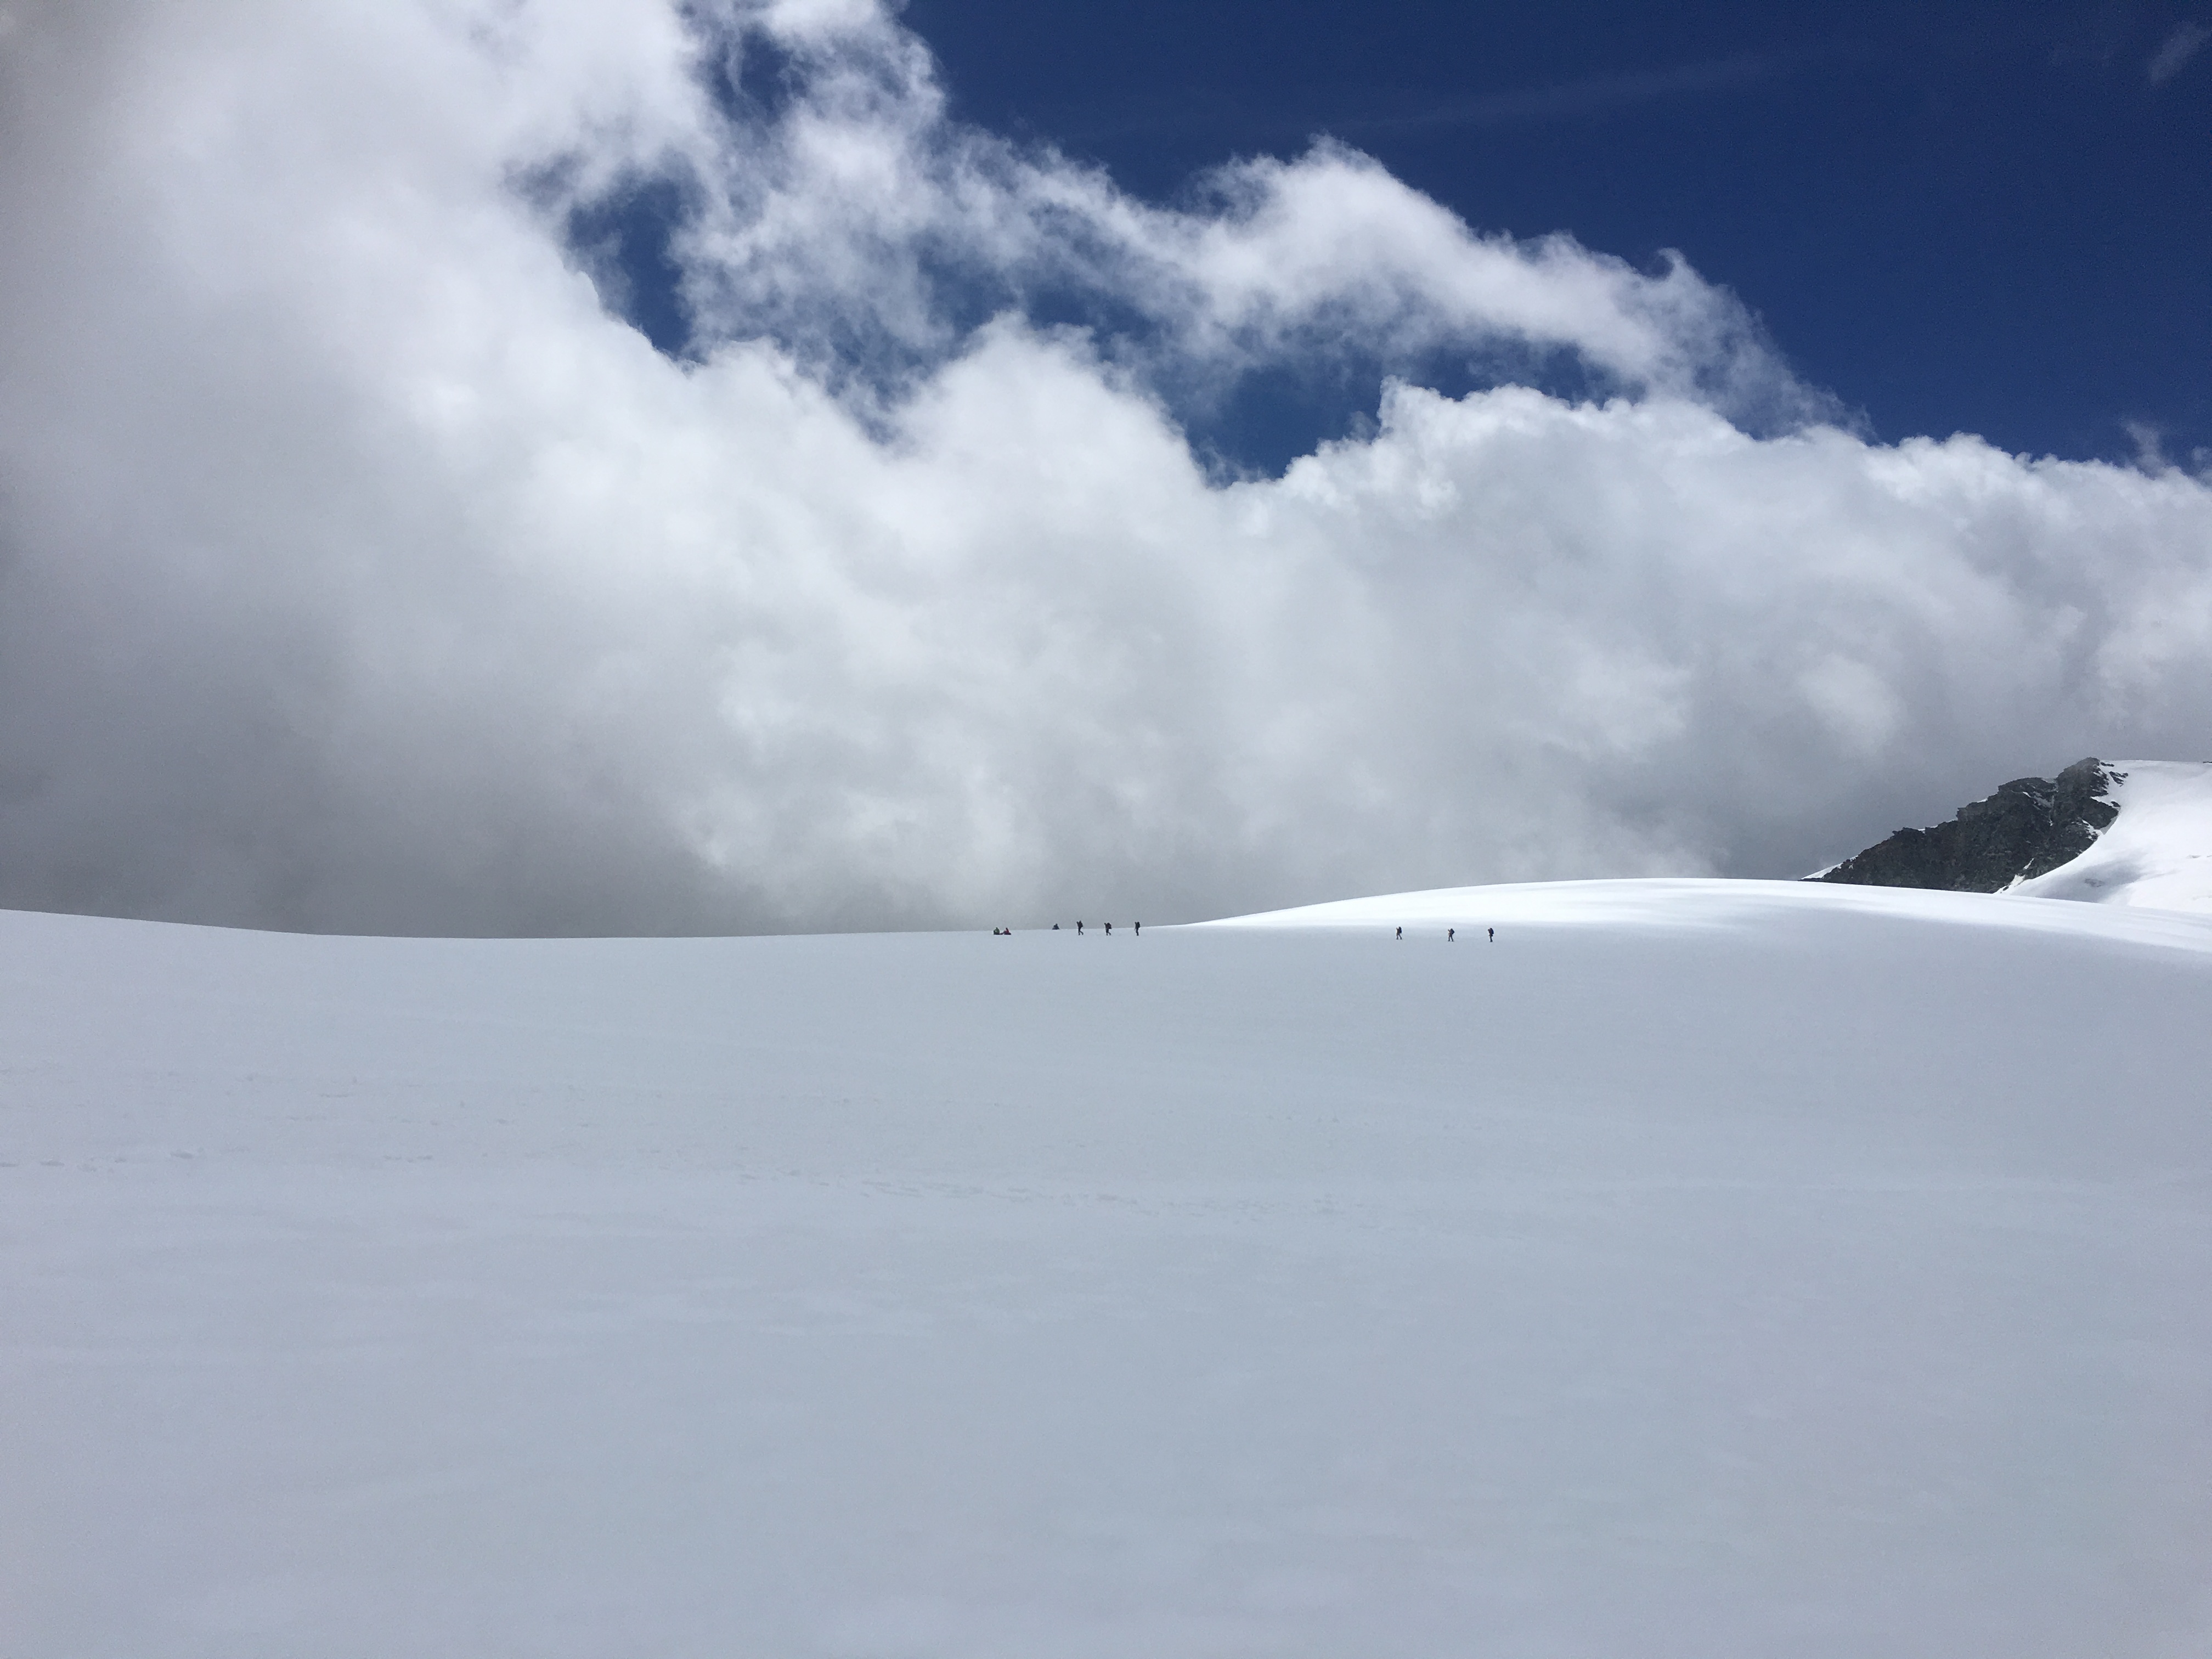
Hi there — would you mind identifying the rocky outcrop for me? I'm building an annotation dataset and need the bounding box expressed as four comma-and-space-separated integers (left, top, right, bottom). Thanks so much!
1814, 758, 2121, 893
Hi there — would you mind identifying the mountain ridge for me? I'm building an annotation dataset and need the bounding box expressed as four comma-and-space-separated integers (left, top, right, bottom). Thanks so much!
1811, 758, 2212, 913
1814, 757, 2120, 893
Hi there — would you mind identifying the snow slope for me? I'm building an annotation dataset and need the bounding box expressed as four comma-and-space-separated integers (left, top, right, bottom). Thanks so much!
2007, 758, 2212, 911
1203, 870, 2212, 936
4, 884, 2211, 1658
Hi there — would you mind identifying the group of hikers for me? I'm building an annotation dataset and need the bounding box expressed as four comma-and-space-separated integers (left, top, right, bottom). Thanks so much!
991, 921, 1494, 939
992, 920, 1141, 936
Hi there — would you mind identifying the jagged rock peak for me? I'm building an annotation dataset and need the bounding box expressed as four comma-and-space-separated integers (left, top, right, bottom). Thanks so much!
1814, 758, 2122, 893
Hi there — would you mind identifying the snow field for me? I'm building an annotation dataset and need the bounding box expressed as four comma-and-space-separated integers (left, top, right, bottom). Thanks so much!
3, 884, 2210, 1657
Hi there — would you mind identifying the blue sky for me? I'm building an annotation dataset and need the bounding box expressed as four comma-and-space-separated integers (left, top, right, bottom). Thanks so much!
893, 0, 2209, 471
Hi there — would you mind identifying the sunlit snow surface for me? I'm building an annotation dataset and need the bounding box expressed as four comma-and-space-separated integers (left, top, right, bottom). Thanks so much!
5, 883, 2211, 1657
2008, 759, 2212, 911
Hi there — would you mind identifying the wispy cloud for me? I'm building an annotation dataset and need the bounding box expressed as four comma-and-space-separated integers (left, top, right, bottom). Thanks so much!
1040, 50, 1818, 149
2147, 20, 2211, 84
1328, 50, 1815, 137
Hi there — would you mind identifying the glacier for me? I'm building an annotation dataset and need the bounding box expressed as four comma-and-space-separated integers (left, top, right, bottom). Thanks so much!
3, 882, 2210, 1657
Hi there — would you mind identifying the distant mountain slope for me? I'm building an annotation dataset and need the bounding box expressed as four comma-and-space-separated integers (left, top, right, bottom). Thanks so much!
1813, 759, 2212, 913
1813, 757, 2120, 893
2008, 761, 2212, 911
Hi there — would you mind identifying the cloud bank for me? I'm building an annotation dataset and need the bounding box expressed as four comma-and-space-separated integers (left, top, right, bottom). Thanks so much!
2, 0, 2210, 934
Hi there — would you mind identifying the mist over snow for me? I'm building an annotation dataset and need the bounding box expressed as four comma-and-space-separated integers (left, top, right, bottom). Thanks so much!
3, 0, 2212, 934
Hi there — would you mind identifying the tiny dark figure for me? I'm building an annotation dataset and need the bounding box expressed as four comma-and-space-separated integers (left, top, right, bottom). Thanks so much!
1395, 926, 1402, 940
1052, 922, 1060, 930
1448, 927, 1454, 941
1105, 921, 1112, 935
1133, 921, 1141, 936
1488, 927, 1494, 943
1077, 920, 1084, 934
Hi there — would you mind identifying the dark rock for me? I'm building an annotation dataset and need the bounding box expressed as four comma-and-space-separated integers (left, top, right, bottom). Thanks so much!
1814, 758, 2121, 893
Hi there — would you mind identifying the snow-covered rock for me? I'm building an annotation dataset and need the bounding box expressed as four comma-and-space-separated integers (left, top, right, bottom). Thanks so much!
4, 885, 2210, 1657
1811, 758, 2212, 913
1813, 757, 2119, 894
2006, 760, 2212, 911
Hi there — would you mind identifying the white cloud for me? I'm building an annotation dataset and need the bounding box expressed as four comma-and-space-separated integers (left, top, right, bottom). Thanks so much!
657, 5, 1824, 431
2148, 21, 2211, 84
1, 0, 2209, 934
